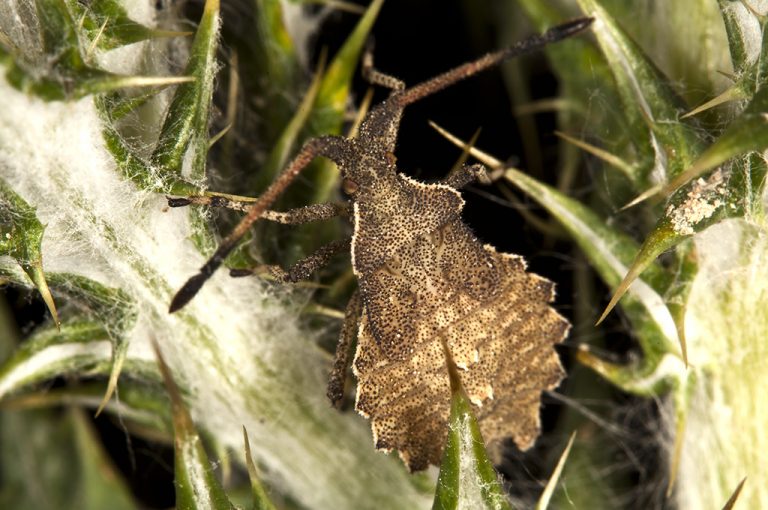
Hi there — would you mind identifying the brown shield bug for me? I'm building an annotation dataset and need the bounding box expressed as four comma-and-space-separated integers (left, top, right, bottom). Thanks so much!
169, 17, 592, 470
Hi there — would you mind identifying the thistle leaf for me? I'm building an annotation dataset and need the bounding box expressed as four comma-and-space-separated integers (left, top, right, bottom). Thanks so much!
602, 86, 768, 325
70, 0, 191, 51
243, 427, 278, 510
664, 85, 768, 198
576, 0, 704, 184
153, 340, 236, 510
0, 407, 138, 510
150, 0, 220, 183
431, 367, 513, 510
0, 178, 58, 327
717, 0, 762, 74
0, 0, 189, 101
0, 320, 111, 401
44, 273, 137, 414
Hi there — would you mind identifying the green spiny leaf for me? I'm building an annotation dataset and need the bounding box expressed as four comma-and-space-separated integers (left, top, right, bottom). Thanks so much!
605, 157, 764, 333
0, 178, 59, 327
150, 0, 220, 182
603, 86, 768, 327
0, 319, 110, 401
718, 0, 762, 74
0, 407, 138, 510
664, 85, 768, 198
243, 427, 278, 510
432, 363, 512, 510
253, 54, 326, 191
577, 0, 704, 185
0, 0, 191, 100
69, 0, 191, 51
153, 340, 236, 510
46, 272, 137, 414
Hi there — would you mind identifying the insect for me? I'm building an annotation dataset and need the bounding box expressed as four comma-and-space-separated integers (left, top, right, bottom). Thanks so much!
169, 17, 593, 471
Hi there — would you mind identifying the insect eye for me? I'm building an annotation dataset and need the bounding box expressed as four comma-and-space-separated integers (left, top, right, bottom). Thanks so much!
342, 178, 359, 195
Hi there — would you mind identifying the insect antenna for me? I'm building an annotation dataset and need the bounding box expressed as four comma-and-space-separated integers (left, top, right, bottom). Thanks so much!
395, 17, 593, 108
169, 137, 342, 313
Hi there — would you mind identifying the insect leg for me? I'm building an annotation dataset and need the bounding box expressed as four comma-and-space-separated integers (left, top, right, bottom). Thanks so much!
231, 238, 351, 282
259, 202, 352, 224
169, 135, 348, 313
168, 196, 351, 224
327, 289, 362, 408
361, 47, 405, 92
442, 163, 490, 190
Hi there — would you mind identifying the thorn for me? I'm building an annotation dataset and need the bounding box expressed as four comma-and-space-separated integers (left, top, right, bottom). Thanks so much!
681, 86, 746, 119
555, 130, 635, 178
208, 123, 232, 149
619, 184, 662, 211
595, 259, 644, 326
721, 477, 747, 510
536, 431, 577, 510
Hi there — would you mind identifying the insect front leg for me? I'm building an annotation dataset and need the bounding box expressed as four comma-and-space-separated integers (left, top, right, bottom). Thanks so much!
361, 47, 405, 92
231, 238, 351, 283
327, 289, 362, 408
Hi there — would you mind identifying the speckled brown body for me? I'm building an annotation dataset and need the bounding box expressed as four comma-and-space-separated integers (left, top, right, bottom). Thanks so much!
341, 100, 570, 469
170, 18, 593, 472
